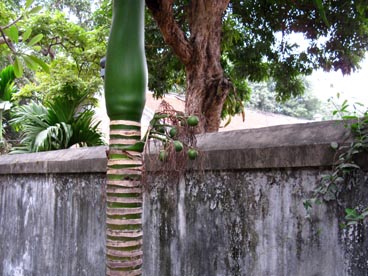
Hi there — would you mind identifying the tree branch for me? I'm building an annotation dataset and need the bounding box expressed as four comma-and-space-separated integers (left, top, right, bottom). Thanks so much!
0, 28, 16, 53
0, 14, 24, 54
146, 0, 192, 65
2, 15, 23, 30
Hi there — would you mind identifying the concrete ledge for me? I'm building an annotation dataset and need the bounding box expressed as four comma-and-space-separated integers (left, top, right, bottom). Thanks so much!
147, 120, 367, 170
0, 121, 366, 174
0, 146, 108, 174
196, 120, 353, 170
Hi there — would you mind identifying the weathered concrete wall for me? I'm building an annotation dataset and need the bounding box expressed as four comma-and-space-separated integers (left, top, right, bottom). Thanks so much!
0, 121, 367, 276
143, 170, 368, 276
0, 147, 107, 276
143, 121, 368, 276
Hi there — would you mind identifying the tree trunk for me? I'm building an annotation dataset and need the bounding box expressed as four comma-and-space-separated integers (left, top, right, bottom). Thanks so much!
184, 56, 231, 133
146, 0, 231, 133
106, 121, 143, 276
104, 1, 146, 275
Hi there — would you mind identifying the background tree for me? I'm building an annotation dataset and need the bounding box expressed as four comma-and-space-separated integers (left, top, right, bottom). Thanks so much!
0, 0, 106, 152
4, 0, 368, 135
247, 81, 324, 120
143, 0, 368, 132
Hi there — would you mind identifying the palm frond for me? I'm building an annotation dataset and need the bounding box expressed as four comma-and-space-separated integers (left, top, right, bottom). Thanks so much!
33, 122, 72, 152
10, 98, 104, 153
70, 109, 105, 147
0, 66, 16, 101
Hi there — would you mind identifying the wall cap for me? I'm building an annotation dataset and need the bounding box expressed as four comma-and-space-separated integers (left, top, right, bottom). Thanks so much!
0, 146, 108, 174
0, 120, 366, 174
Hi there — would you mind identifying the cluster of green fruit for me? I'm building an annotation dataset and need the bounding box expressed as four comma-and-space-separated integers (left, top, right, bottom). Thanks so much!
146, 113, 199, 162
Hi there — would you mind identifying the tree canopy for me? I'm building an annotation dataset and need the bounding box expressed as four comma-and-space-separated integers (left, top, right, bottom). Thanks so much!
142, 0, 368, 131
2, 0, 368, 132
247, 81, 324, 120
0, 0, 106, 151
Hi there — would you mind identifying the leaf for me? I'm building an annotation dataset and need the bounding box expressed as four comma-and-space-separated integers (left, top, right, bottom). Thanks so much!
361, 210, 368, 218
22, 28, 32, 41
32, 46, 42, 51
29, 6, 43, 14
27, 34, 43, 47
342, 115, 358, 120
23, 55, 39, 71
330, 142, 338, 150
26, 0, 34, 9
28, 56, 50, 73
303, 199, 312, 210
13, 57, 23, 78
340, 163, 361, 169
5, 25, 19, 43
313, 0, 330, 27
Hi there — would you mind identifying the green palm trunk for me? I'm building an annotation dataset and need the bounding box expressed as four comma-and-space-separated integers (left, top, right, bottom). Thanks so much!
104, 1, 147, 275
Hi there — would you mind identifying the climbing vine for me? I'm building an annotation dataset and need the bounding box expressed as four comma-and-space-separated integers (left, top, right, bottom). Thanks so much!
304, 97, 368, 226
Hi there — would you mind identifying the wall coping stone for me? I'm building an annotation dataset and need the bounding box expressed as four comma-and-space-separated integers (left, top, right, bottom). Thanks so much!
0, 120, 366, 174
0, 146, 108, 174
147, 120, 366, 171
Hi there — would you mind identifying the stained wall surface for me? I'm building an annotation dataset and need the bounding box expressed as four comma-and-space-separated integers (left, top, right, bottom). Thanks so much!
0, 147, 107, 276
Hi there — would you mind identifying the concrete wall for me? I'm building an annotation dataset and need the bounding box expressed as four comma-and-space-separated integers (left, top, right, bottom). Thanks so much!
0, 121, 367, 276
143, 121, 368, 276
0, 147, 107, 276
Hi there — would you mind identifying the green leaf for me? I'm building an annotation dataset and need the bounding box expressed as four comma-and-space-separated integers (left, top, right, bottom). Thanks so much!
5, 25, 19, 43
22, 28, 32, 41
27, 34, 43, 47
23, 55, 39, 71
13, 57, 23, 78
32, 46, 42, 51
313, 0, 330, 27
28, 6, 43, 14
303, 199, 312, 210
28, 55, 50, 73
342, 115, 358, 120
26, 0, 34, 9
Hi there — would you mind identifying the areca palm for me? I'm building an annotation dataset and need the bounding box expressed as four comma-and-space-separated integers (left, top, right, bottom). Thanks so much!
10, 93, 105, 153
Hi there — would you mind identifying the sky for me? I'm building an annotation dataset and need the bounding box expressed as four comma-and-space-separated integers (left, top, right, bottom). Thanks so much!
279, 32, 367, 108
308, 56, 368, 107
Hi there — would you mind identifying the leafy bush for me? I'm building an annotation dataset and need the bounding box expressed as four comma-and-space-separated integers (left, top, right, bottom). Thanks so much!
10, 92, 105, 153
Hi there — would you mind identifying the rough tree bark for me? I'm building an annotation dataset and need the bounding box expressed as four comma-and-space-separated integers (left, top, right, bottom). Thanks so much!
146, 0, 231, 133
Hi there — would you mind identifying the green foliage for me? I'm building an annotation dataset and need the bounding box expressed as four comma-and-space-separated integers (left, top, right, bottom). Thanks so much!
345, 207, 368, 225
221, 54, 252, 121
10, 93, 105, 153
0, 65, 17, 146
14, 57, 101, 106
0, 1, 106, 152
4, 0, 94, 27
0, 65, 16, 102
143, 0, 368, 117
247, 81, 323, 120
304, 98, 368, 226
0, 0, 51, 77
